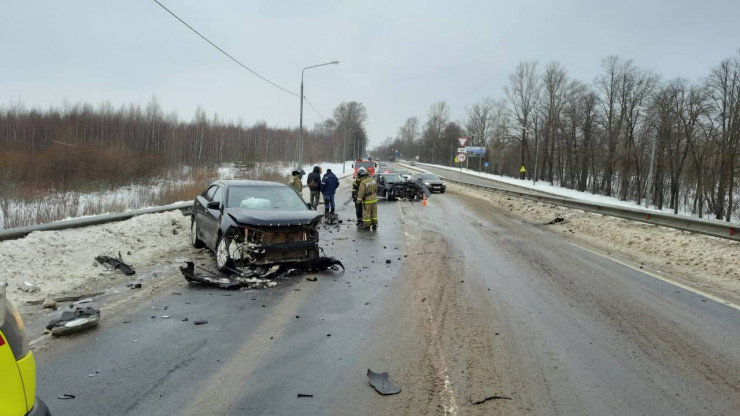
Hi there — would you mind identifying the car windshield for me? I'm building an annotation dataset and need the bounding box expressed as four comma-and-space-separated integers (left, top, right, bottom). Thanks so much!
226, 185, 308, 211
356, 162, 374, 168
420, 174, 440, 180
382, 173, 403, 182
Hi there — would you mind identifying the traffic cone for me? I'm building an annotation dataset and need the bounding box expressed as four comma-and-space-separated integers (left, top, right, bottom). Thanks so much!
422, 194, 428, 207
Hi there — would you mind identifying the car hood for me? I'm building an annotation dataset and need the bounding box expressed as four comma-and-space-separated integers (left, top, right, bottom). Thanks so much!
225, 209, 323, 227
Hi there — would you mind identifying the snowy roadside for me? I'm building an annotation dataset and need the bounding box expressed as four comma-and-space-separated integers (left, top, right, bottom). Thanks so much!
413, 162, 740, 223
1, 210, 191, 309
449, 182, 740, 306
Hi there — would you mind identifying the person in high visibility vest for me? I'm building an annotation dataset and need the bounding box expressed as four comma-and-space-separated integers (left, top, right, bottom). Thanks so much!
351, 174, 364, 225
355, 167, 378, 230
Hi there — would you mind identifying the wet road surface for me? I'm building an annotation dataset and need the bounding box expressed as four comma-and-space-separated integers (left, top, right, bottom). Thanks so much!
33, 173, 740, 415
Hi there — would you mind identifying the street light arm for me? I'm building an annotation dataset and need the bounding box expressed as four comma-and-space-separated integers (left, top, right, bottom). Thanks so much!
302, 60, 340, 82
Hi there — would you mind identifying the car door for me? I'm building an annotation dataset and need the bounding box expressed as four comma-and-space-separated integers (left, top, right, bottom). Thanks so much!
198, 184, 222, 249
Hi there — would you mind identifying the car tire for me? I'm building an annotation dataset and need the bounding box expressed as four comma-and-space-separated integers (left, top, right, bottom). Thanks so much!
215, 234, 234, 272
191, 219, 205, 248
440, 190, 446, 194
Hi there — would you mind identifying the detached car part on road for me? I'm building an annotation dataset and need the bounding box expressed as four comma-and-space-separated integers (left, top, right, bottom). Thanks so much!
191, 180, 324, 272
0, 284, 51, 416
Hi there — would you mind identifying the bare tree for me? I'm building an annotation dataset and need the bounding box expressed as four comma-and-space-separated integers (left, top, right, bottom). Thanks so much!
505, 61, 540, 175
422, 101, 450, 164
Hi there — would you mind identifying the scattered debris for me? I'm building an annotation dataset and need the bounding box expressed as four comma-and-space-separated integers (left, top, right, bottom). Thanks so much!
471, 395, 513, 405
385, 259, 391, 264
306, 277, 318, 282
297, 394, 314, 398
367, 369, 401, 395
43, 298, 57, 309
193, 320, 208, 325
182, 318, 189, 322
27, 292, 105, 305
546, 217, 565, 225
128, 283, 142, 289
46, 307, 100, 336
95, 254, 135, 275
57, 394, 76, 400
181, 257, 343, 290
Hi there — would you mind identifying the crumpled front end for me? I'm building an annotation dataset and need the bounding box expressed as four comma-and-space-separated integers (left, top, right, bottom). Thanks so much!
225, 223, 320, 266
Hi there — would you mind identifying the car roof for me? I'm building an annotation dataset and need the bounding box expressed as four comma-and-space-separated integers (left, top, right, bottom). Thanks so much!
212, 180, 287, 187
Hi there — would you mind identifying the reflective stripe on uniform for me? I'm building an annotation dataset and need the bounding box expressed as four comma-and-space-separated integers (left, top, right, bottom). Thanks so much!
363, 199, 378, 204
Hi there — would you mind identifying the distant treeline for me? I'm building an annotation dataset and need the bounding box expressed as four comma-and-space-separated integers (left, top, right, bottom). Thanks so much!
0, 99, 341, 191
375, 53, 740, 221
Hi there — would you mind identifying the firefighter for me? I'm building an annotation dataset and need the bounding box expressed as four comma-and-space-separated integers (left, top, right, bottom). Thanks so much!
290, 170, 304, 199
351, 173, 364, 225
355, 167, 378, 230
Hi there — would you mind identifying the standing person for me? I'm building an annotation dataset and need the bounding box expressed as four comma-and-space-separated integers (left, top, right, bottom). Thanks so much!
351, 173, 364, 225
290, 170, 303, 199
320, 168, 339, 218
307, 166, 322, 209
356, 168, 378, 230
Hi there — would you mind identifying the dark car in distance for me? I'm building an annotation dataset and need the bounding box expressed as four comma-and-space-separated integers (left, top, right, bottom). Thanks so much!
191, 180, 324, 271
415, 173, 446, 193
376, 172, 406, 200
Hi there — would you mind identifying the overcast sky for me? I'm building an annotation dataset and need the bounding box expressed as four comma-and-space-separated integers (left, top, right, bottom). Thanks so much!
2, 0, 739, 148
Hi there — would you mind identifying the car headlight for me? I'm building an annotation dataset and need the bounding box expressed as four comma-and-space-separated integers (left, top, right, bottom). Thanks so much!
424, 182, 431, 186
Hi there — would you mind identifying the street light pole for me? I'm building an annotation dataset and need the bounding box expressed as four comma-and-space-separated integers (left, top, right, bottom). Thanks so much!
297, 60, 339, 169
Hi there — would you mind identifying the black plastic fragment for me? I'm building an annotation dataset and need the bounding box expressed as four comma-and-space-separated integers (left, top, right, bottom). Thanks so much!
95, 255, 135, 275
472, 395, 513, 405
546, 217, 565, 225
297, 393, 314, 398
180, 262, 242, 290
57, 394, 76, 400
367, 369, 401, 395
46, 307, 101, 335
193, 320, 208, 325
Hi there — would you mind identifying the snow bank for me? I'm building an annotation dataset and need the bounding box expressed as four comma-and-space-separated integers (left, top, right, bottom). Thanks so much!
1, 210, 190, 307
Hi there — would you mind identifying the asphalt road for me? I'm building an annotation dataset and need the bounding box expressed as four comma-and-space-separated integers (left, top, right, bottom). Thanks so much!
32, 171, 740, 416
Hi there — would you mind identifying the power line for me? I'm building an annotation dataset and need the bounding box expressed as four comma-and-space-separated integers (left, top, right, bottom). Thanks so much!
152, 0, 298, 97
303, 97, 326, 120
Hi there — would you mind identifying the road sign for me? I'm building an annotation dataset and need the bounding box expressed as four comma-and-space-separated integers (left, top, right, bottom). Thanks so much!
457, 153, 466, 163
484, 161, 490, 168
457, 147, 466, 153
519, 165, 527, 173
458, 137, 468, 147
465, 146, 486, 156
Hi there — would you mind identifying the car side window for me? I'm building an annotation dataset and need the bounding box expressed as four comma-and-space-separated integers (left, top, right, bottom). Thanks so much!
204, 185, 218, 201
212, 186, 223, 204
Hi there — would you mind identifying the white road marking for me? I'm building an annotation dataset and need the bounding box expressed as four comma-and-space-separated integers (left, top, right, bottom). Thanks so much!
569, 242, 740, 312
425, 303, 459, 416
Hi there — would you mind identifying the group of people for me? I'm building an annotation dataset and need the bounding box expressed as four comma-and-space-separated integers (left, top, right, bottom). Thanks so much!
290, 166, 378, 230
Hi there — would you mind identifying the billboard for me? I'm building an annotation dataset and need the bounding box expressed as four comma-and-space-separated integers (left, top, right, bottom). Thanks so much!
465, 146, 486, 156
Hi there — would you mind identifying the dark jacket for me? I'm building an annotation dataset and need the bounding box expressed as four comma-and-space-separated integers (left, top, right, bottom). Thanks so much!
307, 166, 321, 191
320, 171, 339, 195
351, 176, 363, 202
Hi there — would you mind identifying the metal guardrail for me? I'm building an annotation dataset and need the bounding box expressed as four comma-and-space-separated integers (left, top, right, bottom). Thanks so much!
0, 202, 192, 242
399, 162, 740, 242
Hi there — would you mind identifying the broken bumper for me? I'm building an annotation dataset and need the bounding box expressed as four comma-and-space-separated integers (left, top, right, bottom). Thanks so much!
238, 241, 319, 265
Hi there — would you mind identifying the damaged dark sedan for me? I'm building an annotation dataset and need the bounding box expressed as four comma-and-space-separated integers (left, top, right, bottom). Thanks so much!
191, 180, 324, 272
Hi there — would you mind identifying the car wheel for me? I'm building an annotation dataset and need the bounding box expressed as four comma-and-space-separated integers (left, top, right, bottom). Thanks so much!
191, 219, 204, 248
216, 235, 234, 272
440, 190, 446, 194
